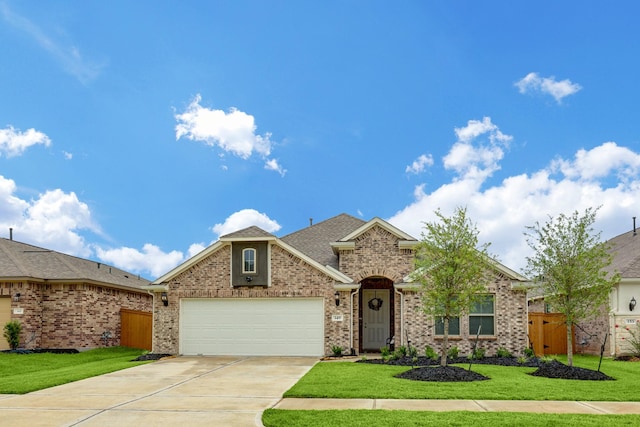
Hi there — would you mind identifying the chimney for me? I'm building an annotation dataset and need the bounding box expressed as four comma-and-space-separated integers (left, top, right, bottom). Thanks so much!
9, 228, 12, 241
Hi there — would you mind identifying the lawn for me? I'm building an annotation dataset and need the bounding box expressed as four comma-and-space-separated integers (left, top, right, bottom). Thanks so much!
0, 346, 149, 394
266, 356, 640, 426
284, 355, 640, 401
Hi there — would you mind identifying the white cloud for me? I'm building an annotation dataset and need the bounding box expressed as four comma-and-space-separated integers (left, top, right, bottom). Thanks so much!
95, 244, 185, 279
62, 150, 73, 160
389, 137, 640, 274
265, 158, 287, 177
406, 154, 433, 174
0, 126, 51, 157
212, 209, 281, 237
175, 94, 283, 168
444, 117, 512, 181
0, 176, 98, 257
515, 72, 582, 103
0, 3, 104, 84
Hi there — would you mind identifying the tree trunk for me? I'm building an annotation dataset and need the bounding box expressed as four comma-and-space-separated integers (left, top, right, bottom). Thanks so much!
566, 320, 573, 367
440, 317, 449, 367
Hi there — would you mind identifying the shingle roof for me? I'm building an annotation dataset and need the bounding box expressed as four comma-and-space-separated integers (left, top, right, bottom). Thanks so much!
280, 213, 366, 268
605, 230, 640, 278
221, 226, 275, 239
0, 238, 150, 290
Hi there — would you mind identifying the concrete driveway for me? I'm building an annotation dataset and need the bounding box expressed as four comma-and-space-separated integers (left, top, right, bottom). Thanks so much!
0, 356, 317, 427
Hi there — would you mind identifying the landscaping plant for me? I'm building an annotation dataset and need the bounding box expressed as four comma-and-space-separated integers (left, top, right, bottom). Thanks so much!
3, 320, 21, 350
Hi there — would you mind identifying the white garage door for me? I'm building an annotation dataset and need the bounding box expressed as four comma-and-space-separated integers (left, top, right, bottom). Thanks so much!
180, 298, 324, 356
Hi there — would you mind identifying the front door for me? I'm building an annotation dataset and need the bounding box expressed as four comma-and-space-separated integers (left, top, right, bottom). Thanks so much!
362, 289, 390, 351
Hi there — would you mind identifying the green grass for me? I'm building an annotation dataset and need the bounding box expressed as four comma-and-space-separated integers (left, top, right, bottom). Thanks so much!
263, 409, 640, 427
0, 347, 149, 394
285, 355, 640, 401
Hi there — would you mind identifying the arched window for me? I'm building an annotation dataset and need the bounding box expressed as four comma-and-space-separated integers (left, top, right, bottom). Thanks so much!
242, 248, 256, 274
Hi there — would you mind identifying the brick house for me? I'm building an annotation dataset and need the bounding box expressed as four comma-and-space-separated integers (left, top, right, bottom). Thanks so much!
529, 227, 640, 357
149, 214, 530, 357
0, 237, 152, 350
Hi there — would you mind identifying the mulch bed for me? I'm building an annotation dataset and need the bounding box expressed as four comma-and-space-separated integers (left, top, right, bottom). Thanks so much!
132, 353, 173, 361
358, 356, 615, 382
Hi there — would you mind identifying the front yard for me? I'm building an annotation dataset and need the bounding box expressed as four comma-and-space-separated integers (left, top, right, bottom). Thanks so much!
0, 347, 149, 394
263, 355, 640, 426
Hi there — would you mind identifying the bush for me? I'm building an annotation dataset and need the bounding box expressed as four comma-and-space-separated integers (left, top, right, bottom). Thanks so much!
330, 345, 343, 357
380, 346, 391, 357
408, 345, 418, 358
624, 323, 640, 357
496, 347, 512, 358
396, 345, 408, 356
3, 320, 21, 350
447, 345, 459, 359
424, 345, 438, 360
523, 347, 535, 358
469, 347, 485, 359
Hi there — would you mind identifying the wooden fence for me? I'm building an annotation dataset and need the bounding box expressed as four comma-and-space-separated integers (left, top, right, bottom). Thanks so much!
528, 312, 576, 356
120, 309, 152, 351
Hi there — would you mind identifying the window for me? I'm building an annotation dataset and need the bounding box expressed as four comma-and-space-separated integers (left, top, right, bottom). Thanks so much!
435, 317, 460, 335
242, 248, 256, 274
469, 295, 494, 335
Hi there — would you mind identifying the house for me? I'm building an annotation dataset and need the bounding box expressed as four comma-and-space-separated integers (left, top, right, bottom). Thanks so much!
0, 237, 152, 351
149, 213, 531, 357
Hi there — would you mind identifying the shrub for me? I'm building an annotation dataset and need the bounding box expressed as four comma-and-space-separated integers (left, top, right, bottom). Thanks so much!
396, 345, 408, 356
496, 347, 512, 358
424, 345, 438, 360
380, 346, 391, 357
330, 345, 343, 357
408, 345, 418, 358
624, 324, 640, 357
469, 347, 485, 359
447, 346, 459, 359
523, 347, 535, 358
3, 320, 21, 350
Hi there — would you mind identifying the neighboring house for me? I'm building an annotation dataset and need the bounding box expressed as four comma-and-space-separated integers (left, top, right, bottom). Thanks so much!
149, 213, 530, 357
0, 237, 152, 350
528, 226, 640, 357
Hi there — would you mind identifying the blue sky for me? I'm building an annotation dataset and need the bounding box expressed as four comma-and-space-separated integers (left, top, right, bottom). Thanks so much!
2, 1, 640, 279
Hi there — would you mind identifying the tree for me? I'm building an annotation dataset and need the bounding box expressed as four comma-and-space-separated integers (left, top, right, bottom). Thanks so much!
524, 207, 619, 367
412, 207, 493, 366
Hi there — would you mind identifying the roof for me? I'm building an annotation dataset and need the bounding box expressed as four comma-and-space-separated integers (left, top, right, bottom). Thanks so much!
605, 230, 640, 278
221, 226, 276, 240
0, 238, 150, 291
280, 213, 366, 269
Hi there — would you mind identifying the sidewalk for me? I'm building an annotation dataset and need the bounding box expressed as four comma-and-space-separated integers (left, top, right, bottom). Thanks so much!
274, 398, 640, 414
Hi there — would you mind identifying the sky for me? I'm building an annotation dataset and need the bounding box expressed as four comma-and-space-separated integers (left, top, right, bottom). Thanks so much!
2, 1, 640, 279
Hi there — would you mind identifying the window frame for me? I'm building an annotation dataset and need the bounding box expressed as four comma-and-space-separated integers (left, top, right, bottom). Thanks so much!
435, 316, 460, 336
468, 294, 495, 336
242, 248, 257, 274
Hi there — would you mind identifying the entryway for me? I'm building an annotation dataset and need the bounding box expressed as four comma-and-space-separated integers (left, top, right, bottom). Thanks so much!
359, 277, 394, 352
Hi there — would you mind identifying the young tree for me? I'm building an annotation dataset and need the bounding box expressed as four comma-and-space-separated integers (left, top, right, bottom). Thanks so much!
412, 207, 493, 366
524, 207, 619, 366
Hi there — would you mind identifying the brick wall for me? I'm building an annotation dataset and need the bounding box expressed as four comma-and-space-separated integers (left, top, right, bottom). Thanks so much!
1, 281, 151, 349
152, 243, 350, 355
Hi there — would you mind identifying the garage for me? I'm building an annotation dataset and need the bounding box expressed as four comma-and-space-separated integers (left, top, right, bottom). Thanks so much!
180, 298, 324, 356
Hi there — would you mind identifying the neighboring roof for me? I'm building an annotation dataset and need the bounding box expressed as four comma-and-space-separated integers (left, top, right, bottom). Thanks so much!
0, 238, 150, 291
280, 213, 366, 269
605, 230, 640, 278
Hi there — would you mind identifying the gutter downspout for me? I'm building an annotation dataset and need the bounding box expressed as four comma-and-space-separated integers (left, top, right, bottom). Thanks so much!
394, 286, 404, 347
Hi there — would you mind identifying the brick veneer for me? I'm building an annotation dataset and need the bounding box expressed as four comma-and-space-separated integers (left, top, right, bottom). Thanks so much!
1, 281, 151, 349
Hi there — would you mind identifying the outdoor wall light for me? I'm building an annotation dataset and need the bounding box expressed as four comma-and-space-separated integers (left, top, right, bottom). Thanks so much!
334, 290, 340, 306
161, 292, 169, 307
13, 293, 20, 302
630, 297, 636, 312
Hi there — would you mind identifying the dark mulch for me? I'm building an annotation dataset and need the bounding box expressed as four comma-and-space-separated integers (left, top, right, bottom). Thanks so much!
529, 359, 614, 381
132, 353, 173, 361
396, 365, 489, 382
358, 356, 614, 382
